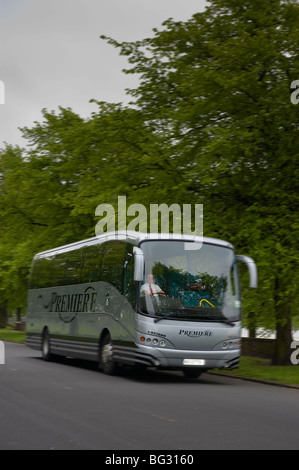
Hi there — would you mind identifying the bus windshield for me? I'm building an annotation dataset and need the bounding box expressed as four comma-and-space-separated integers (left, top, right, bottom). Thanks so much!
138, 240, 241, 323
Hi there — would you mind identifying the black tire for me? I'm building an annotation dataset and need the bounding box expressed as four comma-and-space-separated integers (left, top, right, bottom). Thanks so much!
41, 329, 53, 361
99, 333, 119, 375
182, 368, 203, 379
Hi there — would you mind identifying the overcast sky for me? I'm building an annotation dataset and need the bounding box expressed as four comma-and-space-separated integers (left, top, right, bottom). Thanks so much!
0, 0, 207, 149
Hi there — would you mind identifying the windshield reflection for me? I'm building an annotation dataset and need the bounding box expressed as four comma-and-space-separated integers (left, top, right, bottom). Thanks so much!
137, 241, 240, 322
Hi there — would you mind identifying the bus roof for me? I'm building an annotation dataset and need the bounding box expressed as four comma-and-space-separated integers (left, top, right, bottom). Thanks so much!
33, 231, 234, 259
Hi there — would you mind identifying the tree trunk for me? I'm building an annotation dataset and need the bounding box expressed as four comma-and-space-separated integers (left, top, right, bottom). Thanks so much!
272, 278, 293, 365
248, 311, 256, 338
0, 304, 8, 328
15, 307, 22, 331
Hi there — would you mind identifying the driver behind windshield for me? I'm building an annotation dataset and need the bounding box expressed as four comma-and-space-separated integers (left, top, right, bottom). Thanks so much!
141, 274, 166, 297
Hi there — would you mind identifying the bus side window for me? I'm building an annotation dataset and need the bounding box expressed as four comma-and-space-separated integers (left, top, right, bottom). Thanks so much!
81, 246, 101, 283
101, 241, 127, 292
29, 257, 53, 289
63, 251, 82, 285
123, 250, 135, 306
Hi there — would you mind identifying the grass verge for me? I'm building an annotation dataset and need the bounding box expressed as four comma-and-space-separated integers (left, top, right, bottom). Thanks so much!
0, 327, 25, 343
214, 356, 299, 386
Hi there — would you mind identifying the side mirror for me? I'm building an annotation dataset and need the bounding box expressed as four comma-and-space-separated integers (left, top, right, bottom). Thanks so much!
133, 247, 144, 281
236, 255, 258, 288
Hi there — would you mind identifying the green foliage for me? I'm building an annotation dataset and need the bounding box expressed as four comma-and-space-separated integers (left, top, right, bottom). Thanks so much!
102, 0, 299, 363
0, 0, 298, 364
0, 328, 25, 343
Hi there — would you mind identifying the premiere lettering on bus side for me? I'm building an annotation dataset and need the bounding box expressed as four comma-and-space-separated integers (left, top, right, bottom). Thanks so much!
45, 286, 97, 315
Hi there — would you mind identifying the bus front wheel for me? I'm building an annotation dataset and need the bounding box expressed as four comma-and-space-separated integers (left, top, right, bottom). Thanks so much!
99, 333, 119, 375
41, 329, 52, 361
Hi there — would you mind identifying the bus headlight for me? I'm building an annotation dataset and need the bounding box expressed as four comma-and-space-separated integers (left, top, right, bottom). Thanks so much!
139, 336, 167, 347
212, 339, 241, 351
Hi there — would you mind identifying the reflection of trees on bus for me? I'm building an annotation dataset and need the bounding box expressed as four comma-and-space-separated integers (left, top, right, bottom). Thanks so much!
151, 262, 227, 308
30, 241, 136, 307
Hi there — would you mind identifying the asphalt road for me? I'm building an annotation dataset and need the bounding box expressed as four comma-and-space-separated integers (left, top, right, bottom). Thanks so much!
0, 342, 299, 450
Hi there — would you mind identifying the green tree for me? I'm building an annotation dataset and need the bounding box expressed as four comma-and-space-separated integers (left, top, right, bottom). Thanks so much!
0, 102, 176, 317
0, 145, 36, 322
102, 0, 299, 364
0, 109, 93, 318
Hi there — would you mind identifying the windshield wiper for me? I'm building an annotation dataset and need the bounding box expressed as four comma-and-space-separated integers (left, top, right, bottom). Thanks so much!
174, 308, 237, 326
154, 313, 181, 323
199, 316, 236, 326
154, 309, 236, 326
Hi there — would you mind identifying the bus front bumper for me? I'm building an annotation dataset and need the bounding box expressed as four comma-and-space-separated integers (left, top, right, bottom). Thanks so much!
113, 344, 240, 370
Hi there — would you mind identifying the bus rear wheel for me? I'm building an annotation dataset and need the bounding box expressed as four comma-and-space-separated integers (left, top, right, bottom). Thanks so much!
99, 333, 119, 375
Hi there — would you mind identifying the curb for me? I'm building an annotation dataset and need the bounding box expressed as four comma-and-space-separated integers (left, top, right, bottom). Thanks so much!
208, 371, 299, 390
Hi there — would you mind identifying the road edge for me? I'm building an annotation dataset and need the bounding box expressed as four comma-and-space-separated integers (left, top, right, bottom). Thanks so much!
208, 371, 299, 390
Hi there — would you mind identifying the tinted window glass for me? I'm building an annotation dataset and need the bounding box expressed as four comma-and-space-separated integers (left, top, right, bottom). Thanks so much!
30, 240, 130, 291
101, 241, 127, 292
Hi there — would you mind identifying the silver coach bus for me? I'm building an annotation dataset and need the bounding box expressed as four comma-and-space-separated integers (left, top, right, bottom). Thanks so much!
26, 231, 257, 378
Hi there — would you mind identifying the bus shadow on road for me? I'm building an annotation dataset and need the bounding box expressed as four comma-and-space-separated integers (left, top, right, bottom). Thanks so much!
33, 354, 228, 385
121, 367, 230, 385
